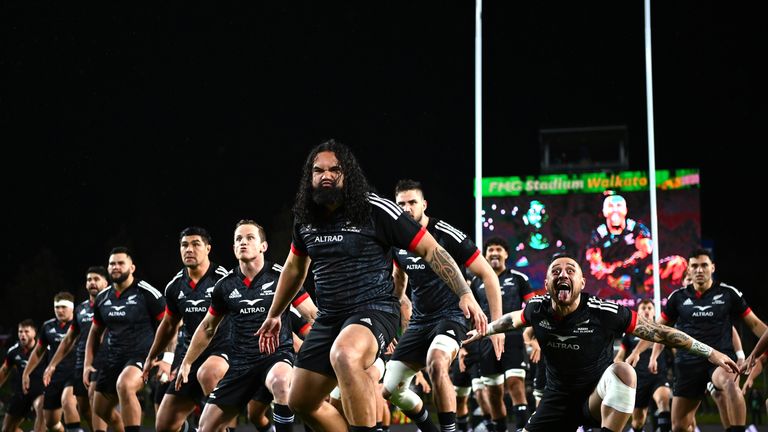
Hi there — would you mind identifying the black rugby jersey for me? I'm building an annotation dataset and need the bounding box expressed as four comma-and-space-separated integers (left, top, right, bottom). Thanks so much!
662, 281, 749, 363
3, 342, 46, 382
393, 217, 480, 327
40, 317, 75, 380
209, 262, 309, 366
71, 300, 96, 369
620, 332, 669, 380
291, 193, 425, 317
522, 292, 636, 392
93, 280, 166, 362
164, 263, 230, 356
473, 268, 534, 333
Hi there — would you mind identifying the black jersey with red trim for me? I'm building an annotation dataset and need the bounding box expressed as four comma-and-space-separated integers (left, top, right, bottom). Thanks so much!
289, 306, 311, 340
71, 300, 96, 369
164, 263, 230, 356
662, 281, 749, 364
3, 342, 46, 382
393, 217, 480, 328
522, 293, 637, 392
620, 332, 669, 380
93, 280, 166, 362
472, 268, 534, 333
291, 192, 425, 317
209, 262, 309, 366
40, 317, 75, 379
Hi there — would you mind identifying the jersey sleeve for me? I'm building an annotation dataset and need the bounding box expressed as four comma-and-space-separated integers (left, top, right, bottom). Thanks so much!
368, 194, 425, 251
164, 282, 182, 318
291, 286, 310, 307
140, 282, 167, 322
518, 275, 536, 301
726, 285, 751, 318
521, 301, 533, 326
434, 219, 480, 267
38, 324, 51, 347
289, 307, 311, 339
209, 279, 230, 317
93, 302, 104, 327
291, 223, 308, 256
71, 312, 81, 334
661, 291, 681, 323
608, 305, 637, 335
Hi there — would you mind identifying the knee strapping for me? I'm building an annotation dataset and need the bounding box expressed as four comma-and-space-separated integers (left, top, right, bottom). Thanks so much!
471, 378, 485, 392
596, 368, 636, 414
481, 373, 504, 387
383, 360, 421, 411
504, 368, 526, 380
428, 334, 460, 357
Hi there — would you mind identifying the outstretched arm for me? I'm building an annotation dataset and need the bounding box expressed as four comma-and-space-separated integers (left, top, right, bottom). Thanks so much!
463, 310, 525, 345
413, 232, 487, 335
632, 316, 738, 373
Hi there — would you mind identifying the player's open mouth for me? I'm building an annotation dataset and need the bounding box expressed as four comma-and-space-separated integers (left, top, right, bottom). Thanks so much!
556, 281, 571, 301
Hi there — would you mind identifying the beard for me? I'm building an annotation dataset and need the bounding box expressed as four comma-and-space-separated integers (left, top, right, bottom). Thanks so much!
111, 272, 130, 284
312, 186, 344, 207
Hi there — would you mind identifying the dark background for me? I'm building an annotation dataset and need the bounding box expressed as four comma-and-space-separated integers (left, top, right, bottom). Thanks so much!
2, 3, 765, 345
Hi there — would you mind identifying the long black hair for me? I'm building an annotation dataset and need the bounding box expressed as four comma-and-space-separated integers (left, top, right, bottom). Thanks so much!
293, 139, 372, 226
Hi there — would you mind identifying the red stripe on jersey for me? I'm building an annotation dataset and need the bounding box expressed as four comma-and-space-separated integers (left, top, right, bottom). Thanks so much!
407, 227, 427, 252
155, 310, 165, 321
164, 305, 174, 318
291, 243, 307, 257
37, 339, 44, 347
523, 292, 537, 301
620, 343, 628, 351
299, 322, 312, 336
243, 277, 252, 287
69, 323, 75, 331
464, 249, 480, 267
392, 259, 400, 269
292, 292, 309, 307
625, 310, 638, 334
208, 306, 221, 317
519, 310, 527, 326
189, 280, 197, 289
660, 311, 671, 322
92, 317, 102, 327
741, 307, 752, 318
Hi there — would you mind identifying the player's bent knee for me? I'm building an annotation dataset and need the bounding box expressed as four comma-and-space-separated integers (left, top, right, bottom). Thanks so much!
610, 362, 637, 386
389, 388, 422, 412
596, 366, 636, 414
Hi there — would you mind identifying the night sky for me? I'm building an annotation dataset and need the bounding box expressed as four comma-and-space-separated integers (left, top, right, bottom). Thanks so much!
2, 3, 766, 340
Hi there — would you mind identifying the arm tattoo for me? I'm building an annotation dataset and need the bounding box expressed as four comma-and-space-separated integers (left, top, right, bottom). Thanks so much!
690, 340, 713, 357
634, 318, 713, 357
426, 246, 471, 297
489, 314, 516, 335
